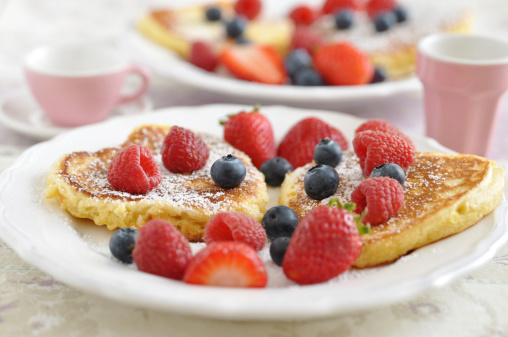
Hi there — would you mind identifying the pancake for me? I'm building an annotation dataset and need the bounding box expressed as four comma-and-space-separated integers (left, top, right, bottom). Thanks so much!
279, 151, 504, 267
45, 124, 269, 242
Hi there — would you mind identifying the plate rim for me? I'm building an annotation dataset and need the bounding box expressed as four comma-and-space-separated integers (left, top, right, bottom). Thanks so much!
0, 104, 506, 321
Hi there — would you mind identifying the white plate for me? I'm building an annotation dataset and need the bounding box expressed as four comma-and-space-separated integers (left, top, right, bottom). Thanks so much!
0, 88, 153, 140
127, 31, 422, 104
0, 104, 506, 321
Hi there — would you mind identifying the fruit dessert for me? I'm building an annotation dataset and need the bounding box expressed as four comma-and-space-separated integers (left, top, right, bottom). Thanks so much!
137, 0, 473, 85
45, 124, 268, 242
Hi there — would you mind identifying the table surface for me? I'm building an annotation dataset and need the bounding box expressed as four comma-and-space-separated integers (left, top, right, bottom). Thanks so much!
1, 0, 508, 336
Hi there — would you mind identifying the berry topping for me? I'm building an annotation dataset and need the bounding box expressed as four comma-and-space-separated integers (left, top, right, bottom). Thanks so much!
259, 156, 293, 186
204, 212, 267, 252
373, 12, 396, 32
210, 154, 247, 188
222, 107, 276, 169
270, 237, 291, 266
183, 241, 267, 288
132, 219, 192, 280
234, 0, 262, 20
289, 5, 319, 26
285, 49, 312, 77
353, 130, 415, 176
262, 205, 299, 240
205, 6, 221, 21
107, 144, 161, 194
290, 26, 324, 54
314, 42, 374, 86
334, 10, 354, 30
293, 68, 325, 86
188, 41, 218, 72
351, 177, 404, 225
219, 44, 286, 85
304, 164, 340, 200
161, 126, 209, 174
370, 67, 387, 83
365, 0, 396, 18
109, 228, 138, 264
225, 17, 247, 38
371, 163, 405, 185
277, 117, 348, 168
355, 119, 415, 150
282, 205, 363, 285
393, 6, 408, 23
314, 138, 343, 167
322, 0, 363, 15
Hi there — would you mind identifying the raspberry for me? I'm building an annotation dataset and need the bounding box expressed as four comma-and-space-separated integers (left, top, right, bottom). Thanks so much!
353, 130, 415, 176
132, 219, 192, 280
161, 126, 209, 173
351, 177, 404, 225
289, 5, 319, 26
365, 0, 396, 18
107, 144, 161, 194
204, 212, 267, 251
355, 119, 415, 150
322, 0, 363, 14
277, 117, 348, 169
282, 206, 362, 285
188, 41, 217, 72
183, 241, 267, 287
234, 0, 262, 20
314, 42, 374, 86
290, 26, 324, 54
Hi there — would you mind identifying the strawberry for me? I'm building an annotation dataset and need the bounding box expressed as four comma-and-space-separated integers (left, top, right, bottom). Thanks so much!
132, 219, 192, 280
222, 106, 276, 169
107, 144, 161, 194
188, 41, 217, 72
183, 241, 267, 287
282, 205, 363, 285
322, 0, 363, 14
290, 25, 324, 54
234, 0, 262, 20
219, 44, 287, 85
204, 212, 267, 252
365, 0, 397, 18
289, 5, 319, 26
277, 117, 348, 168
314, 42, 374, 86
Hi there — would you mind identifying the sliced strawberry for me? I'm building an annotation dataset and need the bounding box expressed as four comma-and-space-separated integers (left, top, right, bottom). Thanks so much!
183, 242, 267, 288
219, 45, 287, 85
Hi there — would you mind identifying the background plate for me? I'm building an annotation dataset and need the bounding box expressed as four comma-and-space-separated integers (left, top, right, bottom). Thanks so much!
0, 104, 506, 321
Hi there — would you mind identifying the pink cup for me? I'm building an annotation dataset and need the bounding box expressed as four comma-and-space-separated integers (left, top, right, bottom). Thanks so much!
416, 33, 508, 157
24, 42, 151, 127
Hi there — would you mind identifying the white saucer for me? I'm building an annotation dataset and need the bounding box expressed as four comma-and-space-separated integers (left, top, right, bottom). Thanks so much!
0, 88, 153, 140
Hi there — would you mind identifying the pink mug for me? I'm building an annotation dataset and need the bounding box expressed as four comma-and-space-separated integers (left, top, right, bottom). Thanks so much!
24, 41, 151, 127
416, 33, 508, 157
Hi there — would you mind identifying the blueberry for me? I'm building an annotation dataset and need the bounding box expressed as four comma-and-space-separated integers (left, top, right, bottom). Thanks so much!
313, 138, 343, 167
370, 163, 405, 185
260, 157, 293, 186
235, 36, 251, 45
109, 228, 138, 264
393, 6, 408, 23
334, 10, 353, 30
370, 67, 387, 84
205, 7, 221, 21
293, 68, 325, 86
304, 164, 339, 200
285, 49, 312, 77
225, 17, 246, 38
270, 237, 291, 266
262, 205, 299, 240
373, 12, 396, 32
211, 154, 247, 188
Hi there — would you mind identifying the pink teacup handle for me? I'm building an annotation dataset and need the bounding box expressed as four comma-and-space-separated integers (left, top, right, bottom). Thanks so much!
117, 64, 151, 105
